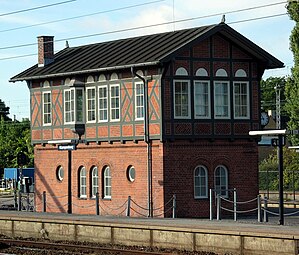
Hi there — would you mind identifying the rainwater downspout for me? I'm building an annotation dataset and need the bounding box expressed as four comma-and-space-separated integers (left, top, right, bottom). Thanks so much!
131, 67, 153, 218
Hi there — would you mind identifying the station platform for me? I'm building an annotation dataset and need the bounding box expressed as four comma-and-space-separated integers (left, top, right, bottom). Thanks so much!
0, 211, 298, 255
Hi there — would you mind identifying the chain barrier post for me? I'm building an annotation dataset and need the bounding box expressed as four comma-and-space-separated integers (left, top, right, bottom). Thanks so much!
172, 194, 176, 218
95, 192, 100, 215
233, 188, 237, 221
42, 191, 47, 212
26, 193, 30, 211
17, 191, 21, 211
216, 194, 221, 220
126, 196, 131, 217
257, 195, 261, 222
14, 189, 18, 209
209, 189, 213, 220
263, 196, 268, 222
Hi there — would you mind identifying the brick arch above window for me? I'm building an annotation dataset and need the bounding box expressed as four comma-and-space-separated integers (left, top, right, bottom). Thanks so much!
195, 68, 208, 77
175, 67, 188, 76
215, 68, 228, 77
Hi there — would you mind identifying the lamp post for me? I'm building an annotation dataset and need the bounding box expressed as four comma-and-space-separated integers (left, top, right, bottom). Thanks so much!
249, 129, 287, 225
48, 139, 78, 214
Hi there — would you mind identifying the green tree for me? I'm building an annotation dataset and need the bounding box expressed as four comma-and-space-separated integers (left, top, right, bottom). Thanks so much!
0, 118, 33, 169
0, 99, 11, 121
285, 1, 299, 144
261, 77, 286, 111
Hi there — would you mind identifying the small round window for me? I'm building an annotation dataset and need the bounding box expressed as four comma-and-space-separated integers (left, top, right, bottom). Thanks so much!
127, 166, 135, 182
56, 166, 64, 181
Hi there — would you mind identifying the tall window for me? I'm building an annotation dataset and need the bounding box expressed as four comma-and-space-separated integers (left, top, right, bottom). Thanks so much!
214, 165, 228, 197
135, 82, 144, 120
91, 166, 98, 198
43, 91, 51, 125
194, 165, 208, 198
103, 166, 111, 199
174, 80, 190, 118
76, 89, 84, 122
110, 85, 120, 121
65, 89, 75, 123
194, 81, 210, 119
234, 82, 249, 119
64, 88, 84, 124
86, 87, 96, 122
98, 85, 108, 122
214, 81, 230, 118
79, 167, 87, 198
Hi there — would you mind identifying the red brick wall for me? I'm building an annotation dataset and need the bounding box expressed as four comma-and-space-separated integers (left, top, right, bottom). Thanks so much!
162, 140, 259, 218
34, 141, 164, 217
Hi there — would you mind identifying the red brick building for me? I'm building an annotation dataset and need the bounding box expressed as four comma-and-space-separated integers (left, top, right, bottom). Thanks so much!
10, 22, 283, 217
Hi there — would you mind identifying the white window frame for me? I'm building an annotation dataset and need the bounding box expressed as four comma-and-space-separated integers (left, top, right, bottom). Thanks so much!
64, 88, 84, 124
103, 166, 111, 199
43, 91, 52, 126
194, 81, 210, 119
79, 167, 87, 198
214, 81, 230, 119
214, 165, 228, 197
173, 80, 191, 119
233, 81, 250, 119
194, 165, 208, 199
86, 87, 96, 123
98, 85, 108, 122
91, 166, 98, 198
110, 84, 120, 122
64, 88, 75, 124
135, 82, 144, 120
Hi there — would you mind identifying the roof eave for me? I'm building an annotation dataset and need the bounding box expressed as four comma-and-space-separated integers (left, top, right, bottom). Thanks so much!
9, 61, 161, 82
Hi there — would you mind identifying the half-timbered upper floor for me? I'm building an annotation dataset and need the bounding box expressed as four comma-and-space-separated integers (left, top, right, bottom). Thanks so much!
10, 23, 283, 145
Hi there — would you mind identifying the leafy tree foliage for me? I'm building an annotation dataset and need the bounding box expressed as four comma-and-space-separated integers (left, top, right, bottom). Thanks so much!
285, 1, 299, 144
259, 149, 299, 191
0, 118, 33, 169
261, 77, 285, 111
0, 99, 11, 121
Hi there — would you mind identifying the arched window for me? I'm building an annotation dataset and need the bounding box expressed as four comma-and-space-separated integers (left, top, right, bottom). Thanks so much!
103, 166, 111, 199
175, 67, 188, 76
215, 68, 228, 77
195, 68, 208, 77
235, 69, 247, 77
214, 165, 228, 197
86, 75, 94, 83
110, 73, 118, 80
79, 167, 87, 198
194, 165, 208, 198
91, 166, 98, 198
98, 74, 106, 81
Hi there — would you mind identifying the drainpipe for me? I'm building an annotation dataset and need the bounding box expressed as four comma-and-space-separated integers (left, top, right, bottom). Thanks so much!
131, 67, 153, 218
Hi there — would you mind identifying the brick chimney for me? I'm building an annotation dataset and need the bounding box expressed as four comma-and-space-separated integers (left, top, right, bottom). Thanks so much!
37, 36, 54, 67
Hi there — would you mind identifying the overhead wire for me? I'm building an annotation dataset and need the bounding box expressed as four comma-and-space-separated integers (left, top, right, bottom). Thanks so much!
0, 0, 290, 64
0, 0, 76, 17
0, 0, 166, 33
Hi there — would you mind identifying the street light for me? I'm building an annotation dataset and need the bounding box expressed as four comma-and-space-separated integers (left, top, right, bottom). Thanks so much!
249, 129, 287, 225
48, 139, 78, 214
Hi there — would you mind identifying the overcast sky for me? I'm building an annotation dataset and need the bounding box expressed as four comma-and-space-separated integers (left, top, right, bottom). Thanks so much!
0, 0, 294, 120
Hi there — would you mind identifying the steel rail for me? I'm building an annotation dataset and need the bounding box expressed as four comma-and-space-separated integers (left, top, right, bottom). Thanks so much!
0, 238, 172, 255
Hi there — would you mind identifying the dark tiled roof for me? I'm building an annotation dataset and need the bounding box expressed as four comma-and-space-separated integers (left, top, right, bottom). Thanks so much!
10, 23, 283, 81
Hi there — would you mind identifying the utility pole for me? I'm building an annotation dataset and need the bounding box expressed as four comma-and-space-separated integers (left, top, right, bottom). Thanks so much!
275, 84, 282, 129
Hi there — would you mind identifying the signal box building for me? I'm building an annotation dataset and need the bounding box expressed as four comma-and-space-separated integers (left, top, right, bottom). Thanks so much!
10, 22, 283, 217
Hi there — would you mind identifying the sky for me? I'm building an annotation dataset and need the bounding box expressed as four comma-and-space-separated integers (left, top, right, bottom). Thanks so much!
0, 0, 295, 121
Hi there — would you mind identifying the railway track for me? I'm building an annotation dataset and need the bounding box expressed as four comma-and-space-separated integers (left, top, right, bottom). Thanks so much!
0, 238, 174, 255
